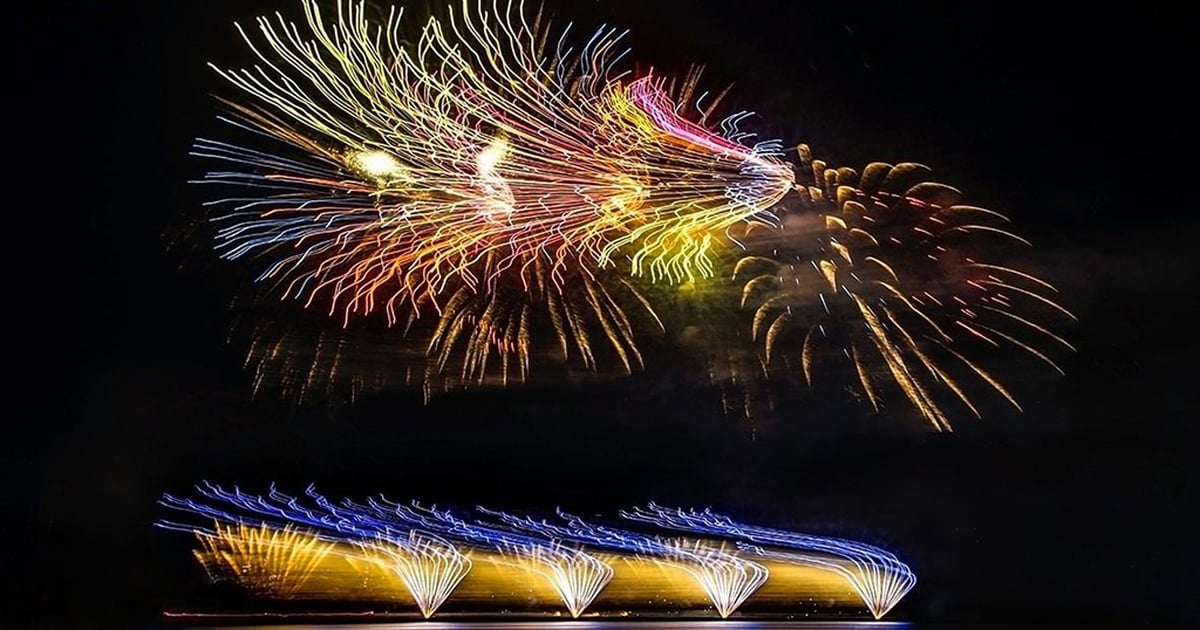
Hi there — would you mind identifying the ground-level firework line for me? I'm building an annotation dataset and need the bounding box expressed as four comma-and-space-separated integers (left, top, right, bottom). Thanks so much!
478, 507, 770, 617
492, 542, 615, 618
622, 503, 916, 619
158, 485, 915, 618
191, 521, 336, 599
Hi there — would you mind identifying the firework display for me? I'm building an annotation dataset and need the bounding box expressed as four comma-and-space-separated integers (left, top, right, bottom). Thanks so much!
158, 483, 915, 618
623, 503, 916, 618
190, 521, 337, 598
354, 531, 472, 618
479, 506, 770, 618
188, 0, 1073, 427
730, 148, 1075, 428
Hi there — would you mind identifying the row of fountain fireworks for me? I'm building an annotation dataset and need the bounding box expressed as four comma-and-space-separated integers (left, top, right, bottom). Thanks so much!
158, 484, 915, 619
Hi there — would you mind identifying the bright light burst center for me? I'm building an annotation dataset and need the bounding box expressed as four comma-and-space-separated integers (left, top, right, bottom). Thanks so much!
351, 150, 406, 179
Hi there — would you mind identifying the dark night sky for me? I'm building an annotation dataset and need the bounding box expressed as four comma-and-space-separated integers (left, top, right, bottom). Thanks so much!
20, 0, 1199, 627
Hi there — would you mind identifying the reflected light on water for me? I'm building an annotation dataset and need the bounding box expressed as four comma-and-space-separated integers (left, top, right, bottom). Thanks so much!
182, 622, 912, 630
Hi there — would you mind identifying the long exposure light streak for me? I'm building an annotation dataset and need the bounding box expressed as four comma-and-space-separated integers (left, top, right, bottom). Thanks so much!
479, 507, 770, 617
197, 0, 794, 392
744, 544, 912, 620
345, 497, 617, 617
499, 542, 615, 618
190, 521, 336, 598
161, 483, 615, 617
663, 539, 769, 618
728, 145, 1074, 428
158, 484, 913, 618
623, 503, 916, 618
186, 1, 1073, 428
374, 500, 616, 617
354, 531, 472, 618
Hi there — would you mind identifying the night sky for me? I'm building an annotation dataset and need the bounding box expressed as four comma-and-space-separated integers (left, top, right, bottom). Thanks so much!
24, 0, 1198, 627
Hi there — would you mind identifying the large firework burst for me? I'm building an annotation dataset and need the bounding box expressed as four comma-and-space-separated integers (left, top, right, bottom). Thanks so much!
732, 146, 1075, 428
198, 0, 791, 390
190, 0, 1072, 428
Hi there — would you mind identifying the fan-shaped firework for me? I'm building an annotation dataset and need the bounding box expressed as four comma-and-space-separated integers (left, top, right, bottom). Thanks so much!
191, 0, 1072, 427
355, 532, 473, 618
624, 503, 916, 619
507, 544, 615, 618
732, 146, 1075, 428
190, 521, 336, 598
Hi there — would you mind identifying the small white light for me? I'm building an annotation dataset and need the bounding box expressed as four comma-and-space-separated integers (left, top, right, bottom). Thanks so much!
352, 150, 404, 178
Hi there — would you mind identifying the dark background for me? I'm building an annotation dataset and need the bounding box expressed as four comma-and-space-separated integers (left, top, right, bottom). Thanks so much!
22, 0, 1197, 627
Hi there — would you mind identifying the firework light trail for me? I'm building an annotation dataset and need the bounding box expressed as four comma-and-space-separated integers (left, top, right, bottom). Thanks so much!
479, 507, 770, 617
333, 495, 618, 617
503, 542, 615, 617
662, 539, 770, 618
729, 145, 1076, 428
188, 0, 1073, 427
158, 484, 912, 618
190, 521, 336, 598
197, 0, 792, 395
160, 484, 617, 616
353, 531, 472, 618
382, 501, 617, 617
623, 503, 916, 618
158, 485, 473, 616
